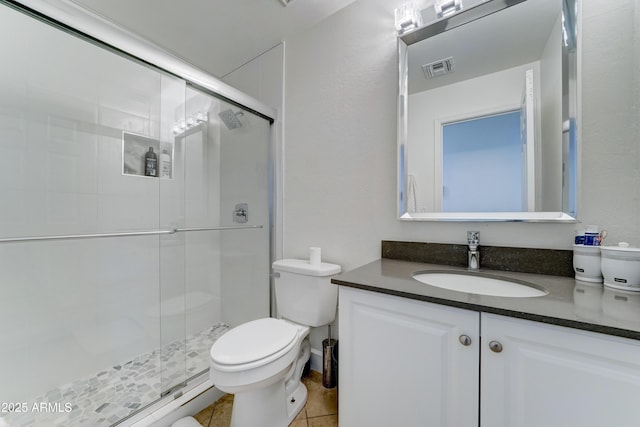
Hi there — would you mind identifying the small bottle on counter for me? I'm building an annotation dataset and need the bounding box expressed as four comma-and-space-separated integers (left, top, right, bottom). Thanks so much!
144, 147, 157, 177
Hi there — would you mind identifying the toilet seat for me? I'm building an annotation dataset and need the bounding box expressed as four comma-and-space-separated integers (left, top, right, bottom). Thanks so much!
211, 318, 299, 372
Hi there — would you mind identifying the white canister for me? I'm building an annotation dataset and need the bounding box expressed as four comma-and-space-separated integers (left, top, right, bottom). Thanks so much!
572, 244, 602, 283
600, 243, 640, 291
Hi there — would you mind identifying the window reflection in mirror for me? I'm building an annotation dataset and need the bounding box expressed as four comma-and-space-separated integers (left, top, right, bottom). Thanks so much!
441, 110, 521, 212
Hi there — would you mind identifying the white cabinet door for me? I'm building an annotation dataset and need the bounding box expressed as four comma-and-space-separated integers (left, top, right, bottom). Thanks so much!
481, 313, 640, 427
339, 287, 479, 427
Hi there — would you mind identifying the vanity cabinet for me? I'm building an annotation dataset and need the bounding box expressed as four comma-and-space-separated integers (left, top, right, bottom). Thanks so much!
338, 287, 479, 426
339, 287, 640, 427
482, 313, 640, 427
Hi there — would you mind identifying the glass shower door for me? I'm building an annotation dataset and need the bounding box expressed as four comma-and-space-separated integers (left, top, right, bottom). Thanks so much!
156, 86, 273, 395
0, 3, 273, 425
0, 3, 183, 425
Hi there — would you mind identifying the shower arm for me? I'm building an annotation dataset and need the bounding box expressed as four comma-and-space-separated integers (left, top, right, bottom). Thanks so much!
0, 225, 263, 244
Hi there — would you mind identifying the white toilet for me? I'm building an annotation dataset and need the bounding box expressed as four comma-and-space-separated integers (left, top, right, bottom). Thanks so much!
209, 258, 341, 427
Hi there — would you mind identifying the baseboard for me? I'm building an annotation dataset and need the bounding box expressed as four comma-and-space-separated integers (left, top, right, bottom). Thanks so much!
310, 347, 323, 373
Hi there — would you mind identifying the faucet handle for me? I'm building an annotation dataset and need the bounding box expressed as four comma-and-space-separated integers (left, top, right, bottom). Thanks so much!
467, 231, 480, 248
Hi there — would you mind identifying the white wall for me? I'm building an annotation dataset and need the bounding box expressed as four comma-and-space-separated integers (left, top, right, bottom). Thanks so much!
285, 0, 640, 263
221, 0, 640, 362
282, 0, 584, 272
581, 0, 640, 245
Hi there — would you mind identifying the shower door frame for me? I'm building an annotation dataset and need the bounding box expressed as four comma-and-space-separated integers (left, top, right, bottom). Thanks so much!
1, 1, 276, 123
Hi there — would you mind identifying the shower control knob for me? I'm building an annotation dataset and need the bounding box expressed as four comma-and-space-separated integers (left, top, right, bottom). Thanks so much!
458, 335, 472, 346
489, 341, 503, 353
234, 203, 249, 223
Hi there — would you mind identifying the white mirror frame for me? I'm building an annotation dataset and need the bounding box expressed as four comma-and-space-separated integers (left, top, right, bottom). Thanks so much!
397, 0, 581, 222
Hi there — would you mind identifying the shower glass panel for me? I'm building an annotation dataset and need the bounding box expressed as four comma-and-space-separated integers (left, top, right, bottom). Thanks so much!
0, 2, 172, 425
0, 2, 271, 426
160, 87, 272, 389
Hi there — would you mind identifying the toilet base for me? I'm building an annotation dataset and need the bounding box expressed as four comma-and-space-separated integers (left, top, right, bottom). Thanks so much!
171, 416, 201, 427
227, 378, 307, 427
286, 381, 308, 424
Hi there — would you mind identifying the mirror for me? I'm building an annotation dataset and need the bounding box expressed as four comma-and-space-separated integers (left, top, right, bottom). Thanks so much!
398, 0, 578, 221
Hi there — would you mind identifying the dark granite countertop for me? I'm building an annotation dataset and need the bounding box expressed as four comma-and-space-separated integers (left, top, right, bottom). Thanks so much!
332, 258, 640, 341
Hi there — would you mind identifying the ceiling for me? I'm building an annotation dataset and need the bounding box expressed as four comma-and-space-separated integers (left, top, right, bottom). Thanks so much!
408, 0, 561, 94
70, 0, 356, 78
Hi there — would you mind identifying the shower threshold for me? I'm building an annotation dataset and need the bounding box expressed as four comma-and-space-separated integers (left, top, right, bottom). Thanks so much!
2, 323, 230, 427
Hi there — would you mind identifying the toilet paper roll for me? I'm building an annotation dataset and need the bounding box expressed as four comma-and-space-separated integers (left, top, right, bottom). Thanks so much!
310, 247, 321, 265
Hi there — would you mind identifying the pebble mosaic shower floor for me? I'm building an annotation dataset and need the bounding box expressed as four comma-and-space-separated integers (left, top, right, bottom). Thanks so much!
2, 323, 230, 427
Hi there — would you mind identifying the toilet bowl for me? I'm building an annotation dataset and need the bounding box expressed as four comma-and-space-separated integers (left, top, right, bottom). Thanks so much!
209, 258, 340, 427
210, 318, 308, 393
210, 318, 310, 426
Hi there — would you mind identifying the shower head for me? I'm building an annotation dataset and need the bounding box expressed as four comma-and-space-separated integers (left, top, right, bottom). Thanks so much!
218, 109, 244, 130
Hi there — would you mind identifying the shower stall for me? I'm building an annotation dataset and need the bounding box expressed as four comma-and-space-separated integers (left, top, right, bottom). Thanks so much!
0, 2, 274, 426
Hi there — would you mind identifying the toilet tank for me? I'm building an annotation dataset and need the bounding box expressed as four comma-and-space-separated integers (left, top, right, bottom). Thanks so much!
273, 259, 341, 327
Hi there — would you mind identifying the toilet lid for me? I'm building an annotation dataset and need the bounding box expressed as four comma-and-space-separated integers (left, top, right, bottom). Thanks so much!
211, 318, 298, 365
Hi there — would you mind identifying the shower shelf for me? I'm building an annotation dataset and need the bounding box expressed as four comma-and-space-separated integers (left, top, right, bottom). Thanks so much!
122, 132, 173, 179
0, 225, 264, 244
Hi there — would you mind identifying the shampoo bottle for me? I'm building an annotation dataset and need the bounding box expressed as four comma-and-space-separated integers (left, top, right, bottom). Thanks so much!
160, 149, 171, 178
144, 147, 157, 177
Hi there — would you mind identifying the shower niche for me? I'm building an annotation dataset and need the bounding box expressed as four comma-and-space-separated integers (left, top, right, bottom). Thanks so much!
122, 131, 174, 179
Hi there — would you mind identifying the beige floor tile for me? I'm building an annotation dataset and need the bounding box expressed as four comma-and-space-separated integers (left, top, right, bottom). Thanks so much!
294, 406, 307, 422
195, 370, 338, 427
308, 414, 338, 427
306, 370, 323, 383
196, 394, 233, 427
193, 404, 214, 425
302, 375, 338, 418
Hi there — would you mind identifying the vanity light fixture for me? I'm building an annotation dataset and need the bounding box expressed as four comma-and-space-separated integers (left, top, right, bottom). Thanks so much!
395, 3, 423, 35
434, 0, 463, 19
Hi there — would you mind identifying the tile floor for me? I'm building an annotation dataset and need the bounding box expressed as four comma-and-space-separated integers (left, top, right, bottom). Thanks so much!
194, 370, 338, 427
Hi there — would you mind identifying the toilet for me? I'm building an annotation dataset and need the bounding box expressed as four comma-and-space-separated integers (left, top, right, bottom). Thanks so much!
209, 258, 341, 427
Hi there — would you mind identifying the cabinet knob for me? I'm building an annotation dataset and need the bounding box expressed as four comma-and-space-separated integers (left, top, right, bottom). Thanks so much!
489, 341, 503, 353
458, 335, 472, 346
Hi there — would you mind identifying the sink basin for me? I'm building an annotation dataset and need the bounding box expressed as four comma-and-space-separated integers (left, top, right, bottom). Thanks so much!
412, 271, 548, 298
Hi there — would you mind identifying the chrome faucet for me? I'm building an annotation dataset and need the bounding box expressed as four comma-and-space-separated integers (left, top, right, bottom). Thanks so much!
467, 231, 480, 270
